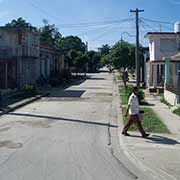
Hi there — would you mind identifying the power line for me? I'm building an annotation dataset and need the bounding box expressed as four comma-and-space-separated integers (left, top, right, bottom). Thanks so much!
141, 17, 174, 25
57, 18, 134, 29
25, 0, 63, 22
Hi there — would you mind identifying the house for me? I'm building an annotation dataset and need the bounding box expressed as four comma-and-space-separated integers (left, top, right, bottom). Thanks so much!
0, 26, 66, 90
0, 26, 40, 89
145, 28, 180, 91
164, 53, 180, 106
40, 45, 65, 80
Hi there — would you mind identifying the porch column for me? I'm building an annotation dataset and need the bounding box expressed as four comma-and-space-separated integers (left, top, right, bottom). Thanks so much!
165, 58, 170, 87
153, 64, 157, 87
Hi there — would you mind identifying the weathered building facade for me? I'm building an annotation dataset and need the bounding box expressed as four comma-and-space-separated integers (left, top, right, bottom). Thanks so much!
0, 26, 65, 90
145, 32, 180, 89
0, 26, 40, 89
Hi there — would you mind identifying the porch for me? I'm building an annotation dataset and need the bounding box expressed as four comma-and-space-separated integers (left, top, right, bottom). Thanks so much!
146, 61, 165, 92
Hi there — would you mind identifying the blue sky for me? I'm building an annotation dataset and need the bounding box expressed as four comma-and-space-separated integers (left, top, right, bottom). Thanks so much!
0, 0, 180, 49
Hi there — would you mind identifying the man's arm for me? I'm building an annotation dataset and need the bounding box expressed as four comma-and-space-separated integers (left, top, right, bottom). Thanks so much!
125, 105, 130, 117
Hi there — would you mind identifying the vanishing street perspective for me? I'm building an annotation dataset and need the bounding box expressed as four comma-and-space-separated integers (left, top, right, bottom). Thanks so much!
0, 0, 180, 180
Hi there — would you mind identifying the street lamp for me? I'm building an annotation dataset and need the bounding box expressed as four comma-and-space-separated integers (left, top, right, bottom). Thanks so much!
121, 32, 135, 42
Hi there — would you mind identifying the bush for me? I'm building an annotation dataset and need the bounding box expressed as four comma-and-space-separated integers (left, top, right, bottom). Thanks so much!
126, 86, 145, 104
120, 86, 145, 105
173, 108, 180, 117
22, 84, 36, 95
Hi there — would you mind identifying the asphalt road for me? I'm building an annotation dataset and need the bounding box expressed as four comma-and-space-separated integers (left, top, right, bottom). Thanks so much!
0, 71, 137, 180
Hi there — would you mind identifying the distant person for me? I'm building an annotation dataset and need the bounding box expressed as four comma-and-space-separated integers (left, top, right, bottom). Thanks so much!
125, 68, 129, 81
122, 86, 150, 138
122, 70, 128, 88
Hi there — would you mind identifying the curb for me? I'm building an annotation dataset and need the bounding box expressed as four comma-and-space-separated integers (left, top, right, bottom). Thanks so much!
0, 93, 49, 116
114, 74, 177, 180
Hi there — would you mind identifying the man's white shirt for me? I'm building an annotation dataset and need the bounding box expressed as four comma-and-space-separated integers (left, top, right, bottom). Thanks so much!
128, 93, 139, 115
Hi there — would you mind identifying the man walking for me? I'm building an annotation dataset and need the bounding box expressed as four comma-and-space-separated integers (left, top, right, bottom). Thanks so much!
122, 86, 150, 138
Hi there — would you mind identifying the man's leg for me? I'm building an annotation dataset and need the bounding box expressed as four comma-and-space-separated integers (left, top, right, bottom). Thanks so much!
135, 118, 149, 137
122, 116, 134, 134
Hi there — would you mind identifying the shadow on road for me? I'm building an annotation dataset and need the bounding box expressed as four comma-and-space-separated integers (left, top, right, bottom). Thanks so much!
146, 135, 180, 145
8, 112, 118, 128
130, 134, 180, 145
48, 90, 86, 98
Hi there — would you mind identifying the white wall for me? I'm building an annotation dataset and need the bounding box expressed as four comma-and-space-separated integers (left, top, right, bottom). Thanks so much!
164, 90, 179, 106
147, 34, 180, 61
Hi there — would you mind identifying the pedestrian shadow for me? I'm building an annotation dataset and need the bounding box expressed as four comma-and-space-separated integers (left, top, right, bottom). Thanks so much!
8, 112, 118, 128
146, 135, 180, 145
127, 134, 180, 145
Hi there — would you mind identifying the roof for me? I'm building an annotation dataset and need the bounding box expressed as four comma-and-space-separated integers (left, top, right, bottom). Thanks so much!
0, 26, 39, 34
144, 32, 180, 38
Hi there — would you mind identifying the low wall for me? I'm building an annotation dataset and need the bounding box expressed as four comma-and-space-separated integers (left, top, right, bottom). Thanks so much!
164, 90, 180, 106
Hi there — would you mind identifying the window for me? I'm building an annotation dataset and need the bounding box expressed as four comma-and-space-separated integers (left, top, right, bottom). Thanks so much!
160, 39, 177, 52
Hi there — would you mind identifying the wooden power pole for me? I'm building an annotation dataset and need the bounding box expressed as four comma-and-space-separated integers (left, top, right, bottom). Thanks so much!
130, 8, 144, 87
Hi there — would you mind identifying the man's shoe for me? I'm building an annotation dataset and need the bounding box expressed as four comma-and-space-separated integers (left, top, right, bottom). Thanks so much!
122, 132, 131, 136
142, 133, 150, 138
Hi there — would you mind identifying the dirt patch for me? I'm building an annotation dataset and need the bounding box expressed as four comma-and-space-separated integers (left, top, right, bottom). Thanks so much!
16, 120, 52, 128
0, 140, 23, 149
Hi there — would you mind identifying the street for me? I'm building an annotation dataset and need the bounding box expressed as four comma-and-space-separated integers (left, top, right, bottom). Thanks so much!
0, 71, 136, 180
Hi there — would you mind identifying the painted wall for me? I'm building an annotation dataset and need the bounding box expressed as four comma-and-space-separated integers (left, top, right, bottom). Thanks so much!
147, 34, 180, 61
164, 90, 180, 106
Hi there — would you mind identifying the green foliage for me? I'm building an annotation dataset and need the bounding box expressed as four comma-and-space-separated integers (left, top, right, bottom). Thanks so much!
173, 108, 180, 117
22, 84, 37, 95
5, 17, 32, 28
87, 51, 101, 72
98, 44, 110, 56
120, 86, 145, 105
74, 52, 89, 70
110, 41, 136, 69
59, 36, 86, 54
40, 19, 62, 48
98, 41, 144, 70
122, 107, 170, 133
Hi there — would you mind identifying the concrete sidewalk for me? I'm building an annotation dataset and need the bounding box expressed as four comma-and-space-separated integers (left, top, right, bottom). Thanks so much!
145, 92, 180, 134
116, 77, 180, 180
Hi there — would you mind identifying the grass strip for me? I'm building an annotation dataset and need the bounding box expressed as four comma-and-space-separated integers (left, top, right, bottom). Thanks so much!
121, 107, 170, 134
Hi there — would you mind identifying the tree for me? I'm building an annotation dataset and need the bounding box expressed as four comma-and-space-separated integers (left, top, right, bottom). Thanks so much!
72, 51, 89, 75
98, 44, 110, 56
110, 41, 136, 70
58, 36, 86, 54
40, 19, 62, 48
5, 17, 32, 28
87, 51, 101, 72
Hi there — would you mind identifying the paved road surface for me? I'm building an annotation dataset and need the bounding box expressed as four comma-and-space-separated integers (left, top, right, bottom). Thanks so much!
0, 72, 137, 180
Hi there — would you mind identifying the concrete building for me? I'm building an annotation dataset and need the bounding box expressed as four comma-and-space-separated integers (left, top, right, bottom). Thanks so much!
40, 45, 65, 80
0, 26, 66, 90
145, 32, 180, 90
0, 26, 40, 89
164, 53, 180, 106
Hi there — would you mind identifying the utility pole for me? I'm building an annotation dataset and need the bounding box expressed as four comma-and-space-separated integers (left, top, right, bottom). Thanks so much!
130, 8, 144, 87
